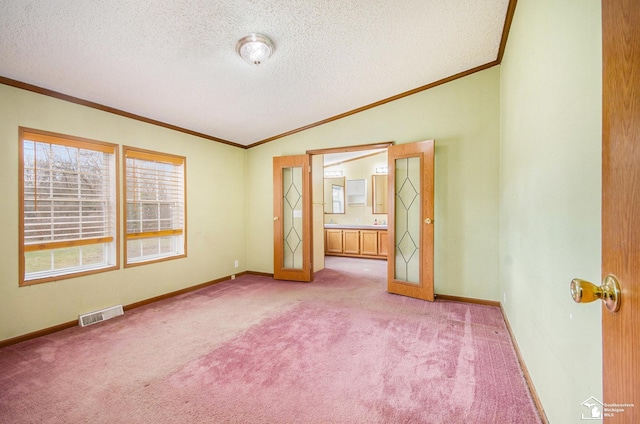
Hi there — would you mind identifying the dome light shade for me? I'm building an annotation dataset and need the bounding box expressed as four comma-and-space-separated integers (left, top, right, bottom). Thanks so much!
236, 33, 275, 66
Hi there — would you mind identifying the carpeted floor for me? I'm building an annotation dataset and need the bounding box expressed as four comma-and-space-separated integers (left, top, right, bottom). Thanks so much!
0, 257, 542, 423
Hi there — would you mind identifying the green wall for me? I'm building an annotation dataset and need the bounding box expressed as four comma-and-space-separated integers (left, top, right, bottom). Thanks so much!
1, 4, 604, 419
247, 66, 502, 301
0, 84, 247, 341
500, 0, 602, 422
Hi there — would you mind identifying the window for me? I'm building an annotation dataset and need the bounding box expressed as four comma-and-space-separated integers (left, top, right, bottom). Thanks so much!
19, 128, 119, 285
124, 147, 186, 265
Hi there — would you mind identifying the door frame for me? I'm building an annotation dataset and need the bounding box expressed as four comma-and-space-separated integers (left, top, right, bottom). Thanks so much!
307, 141, 395, 264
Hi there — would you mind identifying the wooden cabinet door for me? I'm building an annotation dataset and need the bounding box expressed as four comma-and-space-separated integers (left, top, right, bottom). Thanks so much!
343, 230, 360, 255
325, 229, 343, 254
360, 230, 378, 256
378, 230, 389, 257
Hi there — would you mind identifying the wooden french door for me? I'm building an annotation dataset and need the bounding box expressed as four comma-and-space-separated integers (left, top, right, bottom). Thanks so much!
601, 1, 639, 421
273, 155, 313, 282
387, 140, 435, 301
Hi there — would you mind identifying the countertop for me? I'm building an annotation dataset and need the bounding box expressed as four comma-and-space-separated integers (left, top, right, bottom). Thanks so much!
324, 224, 388, 230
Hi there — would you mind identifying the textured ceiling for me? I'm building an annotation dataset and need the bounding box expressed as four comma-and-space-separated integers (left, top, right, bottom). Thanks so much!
0, 0, 510, 147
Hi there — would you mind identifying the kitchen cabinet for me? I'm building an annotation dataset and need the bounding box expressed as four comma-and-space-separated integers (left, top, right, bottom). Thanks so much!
343, 230, 360, 255
360, 230, 379, 256
325, 229, 343, 254
324, 227, 387, 259
378, 230, 389, 257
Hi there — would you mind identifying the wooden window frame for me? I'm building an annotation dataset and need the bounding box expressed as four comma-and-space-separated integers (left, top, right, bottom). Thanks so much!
19, 127, 120, 286
123, 146, 187, 267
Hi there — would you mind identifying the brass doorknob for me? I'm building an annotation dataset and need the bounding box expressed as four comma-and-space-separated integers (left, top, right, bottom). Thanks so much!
570, 275, 621, 313
424, 218, 432, 224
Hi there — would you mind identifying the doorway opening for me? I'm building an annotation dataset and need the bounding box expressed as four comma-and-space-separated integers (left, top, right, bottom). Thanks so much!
276, 140, 434, 300
307, 142, 393, 273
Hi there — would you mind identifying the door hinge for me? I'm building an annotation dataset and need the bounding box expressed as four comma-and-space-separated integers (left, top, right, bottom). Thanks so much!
308, 166, 311, 173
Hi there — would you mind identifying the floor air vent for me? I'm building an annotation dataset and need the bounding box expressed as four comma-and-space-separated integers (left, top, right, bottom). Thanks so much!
78, 305, 124, 327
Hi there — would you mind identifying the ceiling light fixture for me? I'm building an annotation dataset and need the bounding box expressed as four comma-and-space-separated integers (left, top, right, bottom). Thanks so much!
236, 33, 275, 66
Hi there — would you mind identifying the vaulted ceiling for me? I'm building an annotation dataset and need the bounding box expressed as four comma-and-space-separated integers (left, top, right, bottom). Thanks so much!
0, 0, 513, 148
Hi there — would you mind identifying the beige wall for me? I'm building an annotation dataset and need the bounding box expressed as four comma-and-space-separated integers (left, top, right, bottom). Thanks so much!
247, 66, 501, 301
0, 84, 247, 341
500, 0, 602, 422
324, 152, 389, 226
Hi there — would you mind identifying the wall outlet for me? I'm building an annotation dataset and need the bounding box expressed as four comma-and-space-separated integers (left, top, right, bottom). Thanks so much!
503, 292, 507, 305
231, 275, 235, 280
234, 260, 239, 268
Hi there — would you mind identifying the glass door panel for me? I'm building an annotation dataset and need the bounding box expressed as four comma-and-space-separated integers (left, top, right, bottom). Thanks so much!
282, 166, 303, 269
394, 156, 421, 284
273, 155, 313, 282
387, 140, 435, 301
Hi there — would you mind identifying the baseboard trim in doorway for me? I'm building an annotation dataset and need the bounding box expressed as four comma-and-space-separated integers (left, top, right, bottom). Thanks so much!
435, 293, 548, 423
435, 293, 501, 307
500, 304, 549, 424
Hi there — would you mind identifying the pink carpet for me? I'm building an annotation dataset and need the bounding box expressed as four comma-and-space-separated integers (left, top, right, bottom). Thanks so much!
0, 257, 541, 423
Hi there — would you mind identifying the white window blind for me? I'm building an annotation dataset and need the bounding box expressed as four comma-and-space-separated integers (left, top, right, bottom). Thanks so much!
20, 129, 118, 284
124, 148, 186, 265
